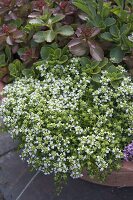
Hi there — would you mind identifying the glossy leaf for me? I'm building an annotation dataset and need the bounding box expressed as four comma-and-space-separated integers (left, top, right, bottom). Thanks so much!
55, 48, 61, 58
40, 46, 50, 59
80, 57, 91, 67
57, 25, 74, 36
100, 32, 113, 41
110, 47, 125, 63
43, 30, 56, 43
8, 59, 24, 77
33, 31, 46, 43
5, 46, 11, 62
109, 25, 119, 37
51, 14, 65, 24
58, 55, 68, 64
92, 74, 101, 83
29, 18, 44, 25
22, 68, 35, 78
73, 1, 92, 18
104, 17, 116, 27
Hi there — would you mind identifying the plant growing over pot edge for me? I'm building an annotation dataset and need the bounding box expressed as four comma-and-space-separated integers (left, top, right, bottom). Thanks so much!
0, 57, 132, 193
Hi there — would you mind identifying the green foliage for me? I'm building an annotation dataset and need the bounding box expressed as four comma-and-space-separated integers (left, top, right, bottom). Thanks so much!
30, 14, 74, 43
40, 45, 69, 64
8, 60, 24, 78
0, 0, 133, 81
0, 0, 76, 81
110, 47, 125, 63
0, 46, 12, 68
22, 68, 35, 78
73, 0, 116, 29
80, 57, 125, 88
0, 54, 6, 68
73, 0, 133, 72
100, 24, 133, 51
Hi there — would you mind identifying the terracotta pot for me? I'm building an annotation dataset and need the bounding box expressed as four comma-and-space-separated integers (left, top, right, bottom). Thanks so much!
81, 161, 133, 187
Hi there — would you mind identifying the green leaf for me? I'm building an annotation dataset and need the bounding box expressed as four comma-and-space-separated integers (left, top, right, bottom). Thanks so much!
22, 69, 35, 78
92, 66, 101, 74
102, 4, 110, 18
110, 80, 121, 89
110, 25, 120, 37
58, 55, 68, 64
85, 1, 96, 18
100, 32, 113, 41
33, 31, 46, 43
61, 46, 69, 55
29, 18, 44, 25
48, 43, 58, 49
40, 46, 50, 59
9, 60, 24, 77
0, 54, 6, 67
9, 18, 23, 28
98, 58, 108, 69
57, 25, 74, 36
91, 60, 100, 69
110, 47, 125, 63
5, 46, 11, 62
120, 24, 131, 35
24, 24, 39, 33
73, 1, 92, 18
80, 57, 91, 67
104, 17, 116, 27
92, 74, 101, 83
93, 15, 105, 28
122, 35, 133, 50
18, 47, 28, 57
55, 48, 61, 58
51, 14, 65, 24
43, 30, 56, 42
97, 0, 104, 14
107, 65, 118, 73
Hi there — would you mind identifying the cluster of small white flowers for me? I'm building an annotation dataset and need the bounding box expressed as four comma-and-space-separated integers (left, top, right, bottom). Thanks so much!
128, 33, 133, 42
78, 129, 123, 172
0, 61, 133, 179
36, 58, 81, 78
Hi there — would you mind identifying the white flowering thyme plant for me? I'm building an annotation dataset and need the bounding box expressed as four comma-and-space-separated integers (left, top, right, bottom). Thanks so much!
0, 57, 133, 191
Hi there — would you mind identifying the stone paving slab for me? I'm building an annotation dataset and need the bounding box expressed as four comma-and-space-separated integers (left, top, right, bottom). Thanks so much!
19, 175, 133, 200
0, 151, 34, 200
0, 134, 18, 156
0, 191, 4, 200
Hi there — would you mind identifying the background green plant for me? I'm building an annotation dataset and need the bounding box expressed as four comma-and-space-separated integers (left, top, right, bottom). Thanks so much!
72, 0, 133, 74
0, 0, 133, 83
